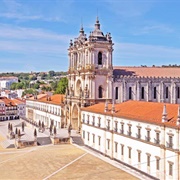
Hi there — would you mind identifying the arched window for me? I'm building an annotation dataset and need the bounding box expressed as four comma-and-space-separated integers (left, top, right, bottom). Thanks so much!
166, 87, 168, 99
154, 87, 157, 99
177, 87, 180, 99
98, 52, 102, 65
115, 87, 118, 100
99, 86, 103, 98
129, 87, 132, 100
141, 87, 144, 99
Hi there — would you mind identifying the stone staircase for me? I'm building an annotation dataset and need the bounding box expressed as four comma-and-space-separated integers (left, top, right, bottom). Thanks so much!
71, 131, 84, 146
0, 140, 15, 148
37, 137, 52, 145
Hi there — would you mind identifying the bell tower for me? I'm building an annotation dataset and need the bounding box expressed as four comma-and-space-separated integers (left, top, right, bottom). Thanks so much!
65, 17, 114, 130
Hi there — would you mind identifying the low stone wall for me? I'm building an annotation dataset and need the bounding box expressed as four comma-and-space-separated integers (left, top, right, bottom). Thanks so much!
15, 139, 37, 149
51, 137, 70, 145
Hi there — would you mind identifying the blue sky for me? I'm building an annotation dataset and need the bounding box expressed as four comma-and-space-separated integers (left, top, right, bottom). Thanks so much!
0, 0, 180, 72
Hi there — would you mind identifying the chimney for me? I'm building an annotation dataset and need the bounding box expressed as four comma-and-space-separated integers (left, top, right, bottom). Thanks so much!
177, 105, 180, 125
104, 100, 108, 112
162, 104, 167, 122
111, 100, 115, 114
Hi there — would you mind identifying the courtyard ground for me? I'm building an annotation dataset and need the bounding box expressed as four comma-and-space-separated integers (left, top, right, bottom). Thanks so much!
0, 144, 138, 180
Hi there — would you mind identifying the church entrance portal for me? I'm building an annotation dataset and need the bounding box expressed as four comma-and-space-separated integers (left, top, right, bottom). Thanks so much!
72, 104, 79, 130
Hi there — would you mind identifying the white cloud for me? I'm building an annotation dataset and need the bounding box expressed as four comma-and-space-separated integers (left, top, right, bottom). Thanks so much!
0, 24, 75, 59
0, 24, 73, 41
133, 24, 174, 35
114, 42, 180, 65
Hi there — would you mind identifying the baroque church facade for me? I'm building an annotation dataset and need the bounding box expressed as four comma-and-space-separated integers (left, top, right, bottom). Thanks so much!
65, 17, 180, 130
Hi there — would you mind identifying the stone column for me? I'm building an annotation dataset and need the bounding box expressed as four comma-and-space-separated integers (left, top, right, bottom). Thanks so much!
136, 81, 140, 101
123, 80, 127, 102
148, 80, 152, 102
172, 81, 176, 104
160, 81, 164, 103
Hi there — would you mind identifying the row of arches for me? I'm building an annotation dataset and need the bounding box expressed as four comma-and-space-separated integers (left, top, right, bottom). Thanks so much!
114, 86, 180, 101
71, 51, 103, 67
75, 79, 105, 99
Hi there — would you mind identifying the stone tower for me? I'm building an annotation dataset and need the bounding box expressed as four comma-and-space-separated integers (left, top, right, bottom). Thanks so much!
65, 17, 114, 130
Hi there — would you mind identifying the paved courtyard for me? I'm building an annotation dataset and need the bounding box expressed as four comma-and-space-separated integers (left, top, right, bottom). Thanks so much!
0, 144, 138, 180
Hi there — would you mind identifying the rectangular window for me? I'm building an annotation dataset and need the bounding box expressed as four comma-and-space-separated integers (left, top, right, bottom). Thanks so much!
128, 147, 132, 159
147, 155, 150, 167
98, 117, 101, 127
129, 87, 132, 99
121, 124, 124, 134
166, 87, 169, 99
156, 158, 160, 170
128, 126, 131, 136
167, 136, 173, 148
178, 87, 180, 99
169, 163, 173, 176
138, 151, 141, 162
155, 132, 160, 144
92, 116, 95, 126
141, 87, 144, 99
137, 128, 141, 138
107, 139, 110, 150
107, 120, 110, 130
92, 134, 95, 143
83, 130, 85, 139
115, 142, 118, 153
82, 114, 85, 123
154, 87, 157, 99
121, 144, 124, 155
87, 132, 90, 141
114, 122, 118, 132
98, 136, 101, 146
87, 115, 90, 124
146, 130, 150, 141
115, 87, 118, 100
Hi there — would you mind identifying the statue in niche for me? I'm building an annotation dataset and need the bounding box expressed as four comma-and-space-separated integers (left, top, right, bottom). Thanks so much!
79, 87, 82, 98
84, 84, 89, 98
70, 85, 74, 96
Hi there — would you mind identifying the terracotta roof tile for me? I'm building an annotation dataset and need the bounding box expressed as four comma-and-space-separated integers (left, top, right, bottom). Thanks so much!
39, 94, 64, 105
0, 97, 16, 106
113, 66, 180, 78
81, 101, 180, 128
12, 98, 25, 105
28, 94, 64, 106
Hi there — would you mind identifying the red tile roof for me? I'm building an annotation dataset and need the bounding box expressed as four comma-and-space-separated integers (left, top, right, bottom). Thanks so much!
28, 94, 64, 106
113, 66, 180, 78
0, 97, 16, 106
12, 98, 25, 105
81, 101, 180, 128
39, 94, 64, 105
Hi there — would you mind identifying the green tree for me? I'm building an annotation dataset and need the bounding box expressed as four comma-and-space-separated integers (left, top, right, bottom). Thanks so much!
10, 82, 17, 90
16, 82, 24, 89
33, 83, 40, 89
49, 70, 55, 77
50, 81, 58, 91
55, 77, 68, 94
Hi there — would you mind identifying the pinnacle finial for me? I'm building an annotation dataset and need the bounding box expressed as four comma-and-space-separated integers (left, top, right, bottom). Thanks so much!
162, 104, 167, 122
177, 105, 180, 125
95, 16, 100, 30
111, 99, 115, 113
104, 99, 108, 112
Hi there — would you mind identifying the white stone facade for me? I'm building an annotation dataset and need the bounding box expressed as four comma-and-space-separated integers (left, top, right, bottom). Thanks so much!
64, 17, 180, 179
114, 76, 180, 104
0, 77, 18, 90
26, 95, 64, 129
81, 106, 180, 180
65, 18, 180, 131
